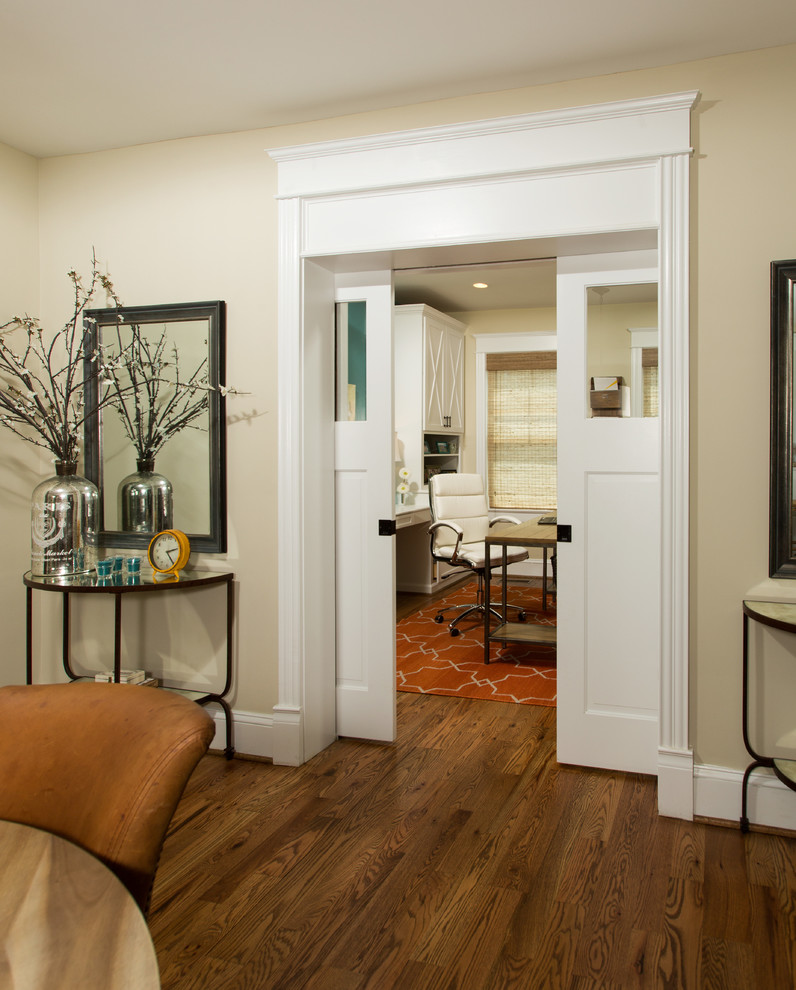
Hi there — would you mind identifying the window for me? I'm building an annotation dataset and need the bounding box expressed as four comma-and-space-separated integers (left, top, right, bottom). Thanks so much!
486, 351, 557, 510
642, 347, 658, 418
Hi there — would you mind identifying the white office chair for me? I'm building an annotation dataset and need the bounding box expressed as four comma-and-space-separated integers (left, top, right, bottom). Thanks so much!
428, 473, 530, 636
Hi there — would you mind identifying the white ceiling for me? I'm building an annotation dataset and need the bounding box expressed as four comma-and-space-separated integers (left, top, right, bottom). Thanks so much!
393, 259, 658, 314
2, 0, 795, 159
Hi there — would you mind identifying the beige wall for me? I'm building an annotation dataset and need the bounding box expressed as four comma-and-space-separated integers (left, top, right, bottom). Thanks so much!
0, 143, 40, 682
2, 43, 796, 770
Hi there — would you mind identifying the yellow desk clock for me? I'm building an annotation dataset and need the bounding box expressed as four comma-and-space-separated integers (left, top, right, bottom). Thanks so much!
147, 529, 191, 578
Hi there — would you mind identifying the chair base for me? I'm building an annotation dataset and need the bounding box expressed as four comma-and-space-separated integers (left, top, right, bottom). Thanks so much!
434, 600, 526, 637
433, 570, 527, 637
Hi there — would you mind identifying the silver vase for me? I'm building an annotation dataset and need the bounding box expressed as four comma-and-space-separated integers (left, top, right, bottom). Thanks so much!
118, 458, 173, 533
31, 461, 99, 576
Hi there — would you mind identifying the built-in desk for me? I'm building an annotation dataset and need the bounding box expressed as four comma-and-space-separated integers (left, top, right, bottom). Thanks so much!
395, 502, 460, 594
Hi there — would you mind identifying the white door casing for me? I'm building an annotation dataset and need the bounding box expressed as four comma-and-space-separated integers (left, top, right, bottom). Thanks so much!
270, 92, 696, 818
334, 277, 397, 742
556, 255, 660, 774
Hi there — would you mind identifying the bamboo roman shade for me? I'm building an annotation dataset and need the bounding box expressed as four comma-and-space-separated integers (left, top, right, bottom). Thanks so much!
642, 347, 659, 418
486, 351, 557, 510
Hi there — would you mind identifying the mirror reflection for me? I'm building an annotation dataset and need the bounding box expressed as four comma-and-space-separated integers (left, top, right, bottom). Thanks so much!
84, 301, 227, 553
586, 282, 658, 418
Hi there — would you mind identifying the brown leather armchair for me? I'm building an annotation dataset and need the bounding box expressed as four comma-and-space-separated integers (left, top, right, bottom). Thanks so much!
0, 682, 215, 914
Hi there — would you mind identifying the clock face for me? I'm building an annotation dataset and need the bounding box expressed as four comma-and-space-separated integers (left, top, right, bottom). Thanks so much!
150, 533, 180, 571
148, 529, 191, 574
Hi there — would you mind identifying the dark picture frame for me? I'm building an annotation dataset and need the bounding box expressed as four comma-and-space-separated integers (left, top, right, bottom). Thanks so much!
770, 260, 796, 577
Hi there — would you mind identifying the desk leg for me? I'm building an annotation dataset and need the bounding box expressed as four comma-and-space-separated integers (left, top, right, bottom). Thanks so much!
114, 595, 123, 682
222, 579, 235, 758
542, 548, 548, 611
740, 610, 772, 832
26, 587, 33, 684
484, 557, 492, 665
61, 592, 79, 680
501, 546, 508, 620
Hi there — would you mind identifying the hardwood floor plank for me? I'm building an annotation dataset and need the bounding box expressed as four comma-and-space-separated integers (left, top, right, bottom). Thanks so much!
149, 693, 796, 990
656, 877, 704, 988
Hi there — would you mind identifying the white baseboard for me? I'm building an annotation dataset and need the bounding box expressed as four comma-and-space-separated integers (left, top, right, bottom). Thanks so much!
207, 706, 274, 761
657, 747, 694, 819
695, 762, 796, 831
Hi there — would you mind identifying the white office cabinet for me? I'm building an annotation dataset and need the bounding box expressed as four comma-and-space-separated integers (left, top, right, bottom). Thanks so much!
394, 304, 466, 494
422, 311, 465, 433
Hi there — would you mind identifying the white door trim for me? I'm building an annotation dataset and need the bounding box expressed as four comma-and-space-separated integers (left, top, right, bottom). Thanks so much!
269, 92, 697, 818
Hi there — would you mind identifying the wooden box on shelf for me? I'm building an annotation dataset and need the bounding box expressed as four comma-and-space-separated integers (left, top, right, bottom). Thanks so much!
589, 376, 628, 417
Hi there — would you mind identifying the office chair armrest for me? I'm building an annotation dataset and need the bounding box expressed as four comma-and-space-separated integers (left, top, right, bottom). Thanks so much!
489, 515, 521, 527
428, 520, 465, 562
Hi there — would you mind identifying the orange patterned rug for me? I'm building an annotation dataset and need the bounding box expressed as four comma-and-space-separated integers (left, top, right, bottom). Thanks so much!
396, 579, 556, 706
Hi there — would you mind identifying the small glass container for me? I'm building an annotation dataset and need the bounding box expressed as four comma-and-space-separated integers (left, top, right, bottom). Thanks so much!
126, 556, 142, 574
96, 559, 113, 578
112, 555, 124, 572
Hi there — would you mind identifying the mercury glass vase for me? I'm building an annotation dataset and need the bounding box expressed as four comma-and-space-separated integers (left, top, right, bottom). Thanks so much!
30, 461, 99, 576
118, 458, 173, 533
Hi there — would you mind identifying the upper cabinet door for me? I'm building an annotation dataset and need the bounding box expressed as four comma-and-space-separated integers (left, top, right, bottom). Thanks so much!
443, 328, 465, 432
423, 311, 465, 433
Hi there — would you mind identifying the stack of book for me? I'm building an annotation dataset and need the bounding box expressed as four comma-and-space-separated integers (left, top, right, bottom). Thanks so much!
94, 668, 153, 685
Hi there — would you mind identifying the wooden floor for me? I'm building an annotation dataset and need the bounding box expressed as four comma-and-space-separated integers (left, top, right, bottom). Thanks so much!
149, 692, 796, 990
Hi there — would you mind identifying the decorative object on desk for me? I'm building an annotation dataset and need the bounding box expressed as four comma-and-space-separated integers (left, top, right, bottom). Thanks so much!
31, 461, 99, 576
397, 466, 411, 505
436, 441, 449, 453
118, 457, 174, 533
589, 375, 629, 417
0, 255, 140, 575
397, 580, 556, 706
147, 528, 191, 577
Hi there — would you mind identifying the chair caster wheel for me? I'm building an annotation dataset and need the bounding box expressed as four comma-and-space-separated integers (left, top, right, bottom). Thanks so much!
518, 610, 526, 621
434, 614, 445, 624
450, 628, 461, 637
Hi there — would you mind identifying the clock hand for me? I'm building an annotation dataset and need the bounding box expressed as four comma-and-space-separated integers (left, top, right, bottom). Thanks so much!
167, 547, 177, 563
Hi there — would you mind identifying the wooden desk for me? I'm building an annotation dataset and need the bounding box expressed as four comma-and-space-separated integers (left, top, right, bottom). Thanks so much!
0, 819, 160, 988
484, 519, 558, 664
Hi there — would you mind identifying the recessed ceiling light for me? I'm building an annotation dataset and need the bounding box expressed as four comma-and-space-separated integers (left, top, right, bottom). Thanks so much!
473, 282, 488, 289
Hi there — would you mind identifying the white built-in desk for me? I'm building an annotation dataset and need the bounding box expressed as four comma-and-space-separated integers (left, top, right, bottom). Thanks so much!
395, 501, 460, 594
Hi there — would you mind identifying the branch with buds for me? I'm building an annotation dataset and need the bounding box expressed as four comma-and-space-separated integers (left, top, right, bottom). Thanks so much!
0, 253, 136, 465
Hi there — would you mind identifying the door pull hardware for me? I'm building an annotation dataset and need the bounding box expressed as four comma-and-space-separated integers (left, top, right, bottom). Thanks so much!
557, 524, 572, 543
378, 519, 397, 536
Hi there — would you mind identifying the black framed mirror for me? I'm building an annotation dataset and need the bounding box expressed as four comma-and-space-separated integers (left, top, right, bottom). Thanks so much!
83, 300, 227, 553
770, 261, 796, 577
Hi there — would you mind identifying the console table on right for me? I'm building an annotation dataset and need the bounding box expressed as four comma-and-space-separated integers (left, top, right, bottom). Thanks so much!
741, 599, 796, 831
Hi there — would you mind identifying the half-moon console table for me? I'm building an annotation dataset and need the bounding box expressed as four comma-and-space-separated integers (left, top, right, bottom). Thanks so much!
741, 599, 796, 831
24, 569, 235, 759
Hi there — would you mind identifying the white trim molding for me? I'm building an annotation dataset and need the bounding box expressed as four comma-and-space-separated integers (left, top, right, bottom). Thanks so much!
209, 708, 274, 761
695, 762, 796, 831
269, 91, 699, 820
